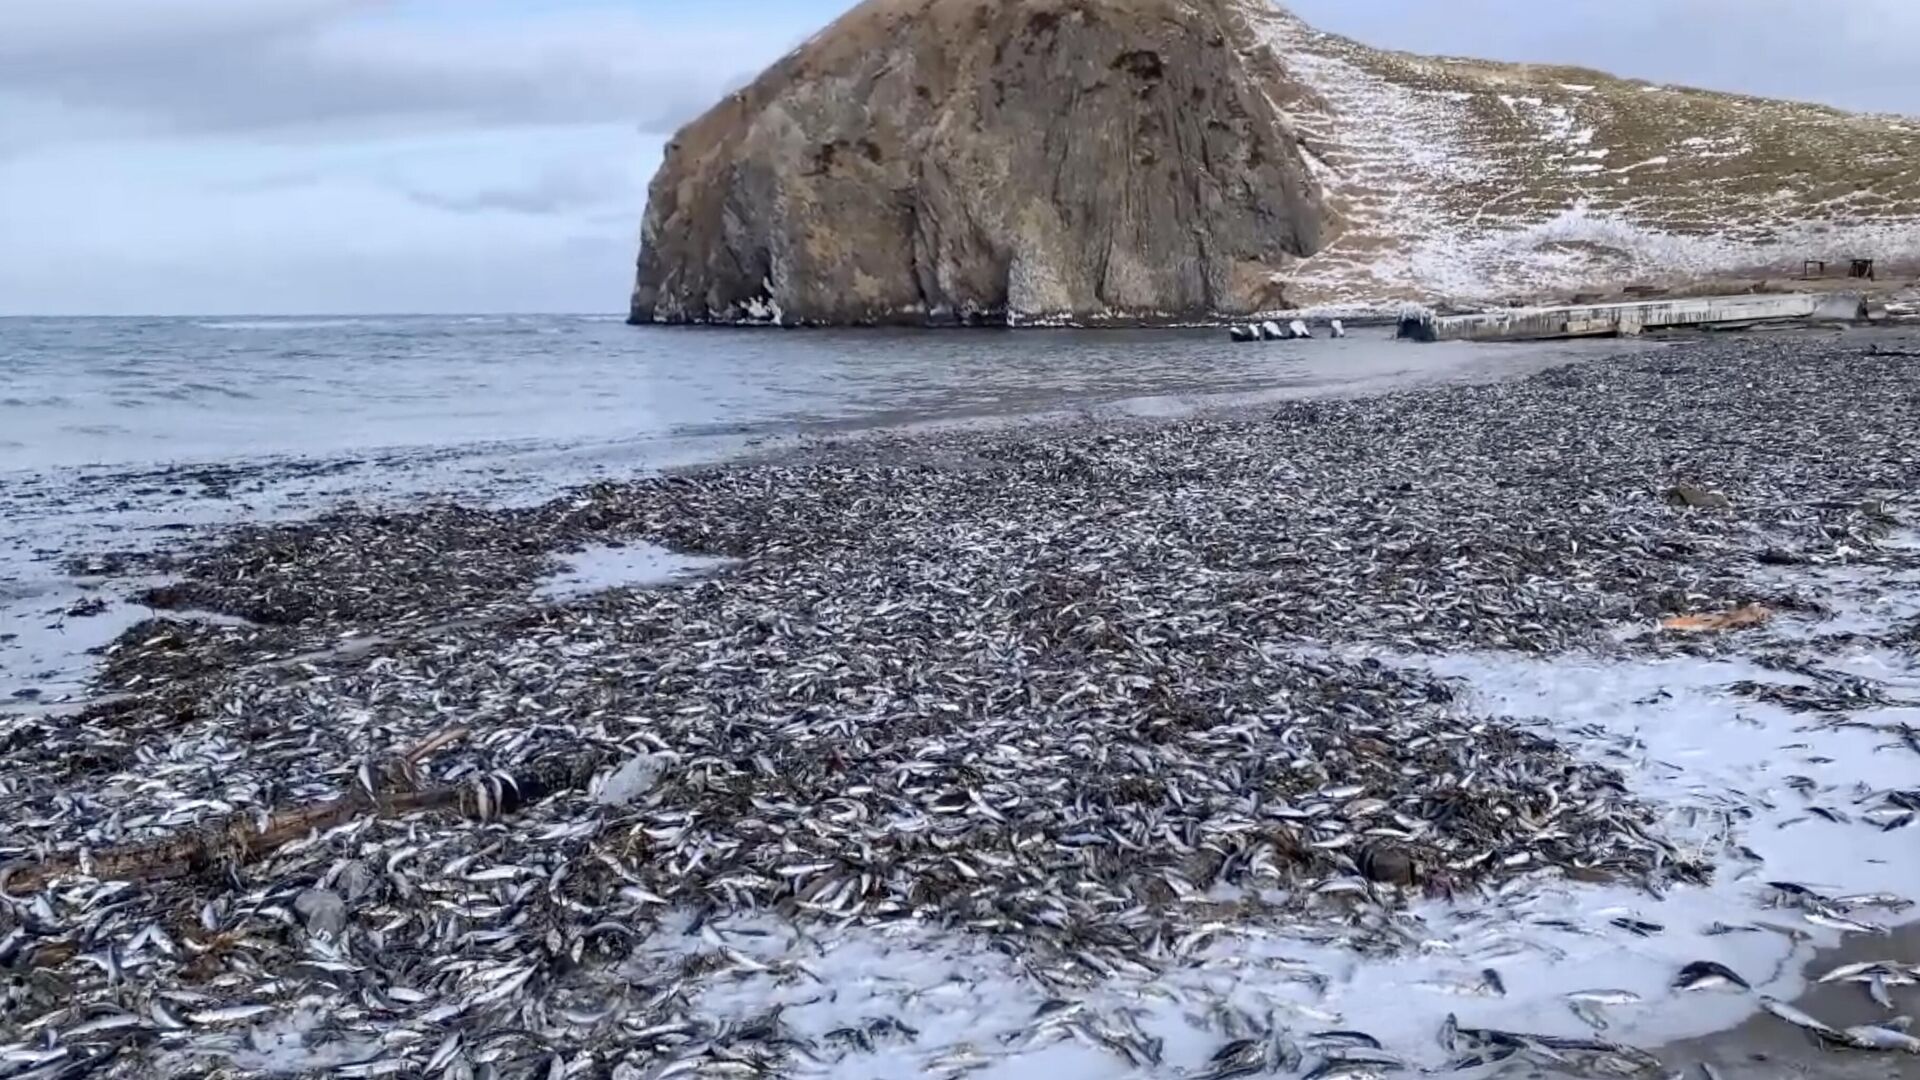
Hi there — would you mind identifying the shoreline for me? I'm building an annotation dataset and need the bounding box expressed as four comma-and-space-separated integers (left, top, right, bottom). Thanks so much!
0, 326, 1641, 708
2, 329, 1919, 1077
624, 276, 1920, 331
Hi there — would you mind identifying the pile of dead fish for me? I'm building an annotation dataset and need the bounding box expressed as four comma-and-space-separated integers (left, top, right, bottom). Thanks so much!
3, 334, 1919, 1077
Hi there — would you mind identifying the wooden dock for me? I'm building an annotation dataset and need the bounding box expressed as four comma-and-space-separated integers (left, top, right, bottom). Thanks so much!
1399, 293, 1867, 343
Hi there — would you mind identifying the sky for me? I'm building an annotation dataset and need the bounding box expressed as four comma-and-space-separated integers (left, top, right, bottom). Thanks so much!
2, 0, 1918, 317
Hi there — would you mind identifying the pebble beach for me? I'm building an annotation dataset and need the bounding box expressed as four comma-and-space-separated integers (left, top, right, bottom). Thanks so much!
4, 330, 1920, 1078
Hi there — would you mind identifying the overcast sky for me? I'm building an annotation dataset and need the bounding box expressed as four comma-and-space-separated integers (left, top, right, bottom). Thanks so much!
3, 0, 1917, 317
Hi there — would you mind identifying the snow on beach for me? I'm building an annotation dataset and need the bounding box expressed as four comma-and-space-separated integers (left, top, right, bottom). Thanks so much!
593, 549, 1920, 1078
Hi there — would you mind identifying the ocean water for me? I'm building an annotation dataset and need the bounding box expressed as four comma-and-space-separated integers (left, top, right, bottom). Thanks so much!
0, 313, 1620, 700
2, 314, 1581, 472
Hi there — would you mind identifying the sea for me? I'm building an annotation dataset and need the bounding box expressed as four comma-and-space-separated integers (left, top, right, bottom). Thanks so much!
2, 313, 1589, 471
0, 312, 1611, 699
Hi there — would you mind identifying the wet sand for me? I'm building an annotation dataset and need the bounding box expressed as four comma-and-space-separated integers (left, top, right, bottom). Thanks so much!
1658, 924, 1920, 1079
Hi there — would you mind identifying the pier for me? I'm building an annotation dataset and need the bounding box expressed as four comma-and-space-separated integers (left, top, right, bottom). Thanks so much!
1400, 293, 1867, 343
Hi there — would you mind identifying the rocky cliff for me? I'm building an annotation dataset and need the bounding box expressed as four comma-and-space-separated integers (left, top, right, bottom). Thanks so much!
631, 0, 1330, 325
632, 0, 1920, 324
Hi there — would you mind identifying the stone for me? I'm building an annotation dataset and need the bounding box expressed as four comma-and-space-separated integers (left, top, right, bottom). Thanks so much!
1667, 485, 1733, 510
293, 888, 348, 939
334, 860, 379, 904
1358, 844, 1418, 886
596, 752, 673, 807
631, 0, 1328, 326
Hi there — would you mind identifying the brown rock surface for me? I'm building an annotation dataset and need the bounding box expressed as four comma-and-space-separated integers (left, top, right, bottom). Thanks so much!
635, 1, 1920, 322
630, 0, 1331, 326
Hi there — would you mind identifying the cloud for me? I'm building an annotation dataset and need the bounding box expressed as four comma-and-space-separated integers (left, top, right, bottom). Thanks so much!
1289, 0, 1920, 115
0, 122, 663, 316
399, 162, 634, 216
0, 1, 791, 146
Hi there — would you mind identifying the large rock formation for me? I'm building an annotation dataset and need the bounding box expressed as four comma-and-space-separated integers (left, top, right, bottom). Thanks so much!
633, 0, 1920, 324
632, 0, 1330, 325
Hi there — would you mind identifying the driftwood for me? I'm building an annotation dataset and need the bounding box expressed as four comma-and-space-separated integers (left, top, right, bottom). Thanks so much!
1660, 603, 1773, 633
2, 739, 605, 893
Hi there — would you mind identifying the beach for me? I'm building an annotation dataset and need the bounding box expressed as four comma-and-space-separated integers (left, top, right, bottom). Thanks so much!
3, 328, 1919, 1078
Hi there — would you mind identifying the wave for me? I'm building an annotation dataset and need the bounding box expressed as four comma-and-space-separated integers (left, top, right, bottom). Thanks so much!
195, 318, 390, 331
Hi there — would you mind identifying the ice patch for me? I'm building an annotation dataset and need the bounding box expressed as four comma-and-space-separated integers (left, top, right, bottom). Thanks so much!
156, 1008, 385, 1076
534, 542, 730, 600
595, 751, 677, 806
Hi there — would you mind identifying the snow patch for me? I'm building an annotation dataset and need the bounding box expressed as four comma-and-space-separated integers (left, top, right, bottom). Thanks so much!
535, 543, 730, 600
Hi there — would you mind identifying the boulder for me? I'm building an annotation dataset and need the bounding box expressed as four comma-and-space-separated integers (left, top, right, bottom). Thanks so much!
1667, 485, 1734, 511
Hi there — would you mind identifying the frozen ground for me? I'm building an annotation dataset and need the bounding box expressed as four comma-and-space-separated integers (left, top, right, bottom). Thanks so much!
535, 543, 733, 601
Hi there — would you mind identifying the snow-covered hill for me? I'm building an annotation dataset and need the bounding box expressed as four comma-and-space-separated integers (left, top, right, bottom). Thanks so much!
1242, 2, 1920, 309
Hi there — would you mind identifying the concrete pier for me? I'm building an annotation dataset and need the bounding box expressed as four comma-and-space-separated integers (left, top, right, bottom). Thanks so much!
1400, 293, 1866, 343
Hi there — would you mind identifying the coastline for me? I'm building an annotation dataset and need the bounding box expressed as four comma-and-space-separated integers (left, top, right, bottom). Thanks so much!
3, 328, 1919, 1077
0, 326, 1625, 708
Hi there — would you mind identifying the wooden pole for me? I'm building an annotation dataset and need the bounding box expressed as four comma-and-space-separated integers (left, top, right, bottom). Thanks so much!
1, 749, 605, 894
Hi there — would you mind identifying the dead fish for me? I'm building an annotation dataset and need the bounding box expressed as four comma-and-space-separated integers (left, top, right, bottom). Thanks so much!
1567, 1000, 1610, 1031
1842, 1023, 1920, 1053
1821, 961, 1892, 983
1418, 970, 1504, 998
1609, 917, 1664, 937
1806, 910, 1891, 936
1566, 989, 1643, 1006
1870, 974, 1895, 1010
60, 1013, 142, 1038
1199, 1037, 1276, 1080
1835, 893, 1914, 913
1674, 961, 1750, 992
187, 1003, 277, 1025
1759, 997, 1841, 1041
1310, 1031, 1384, 1050
1304, 1059, 1402, 1080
